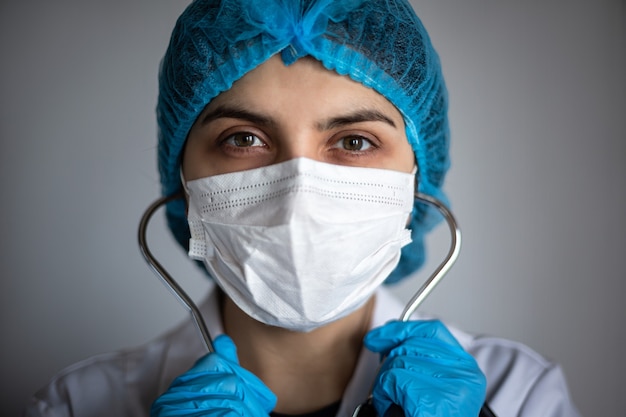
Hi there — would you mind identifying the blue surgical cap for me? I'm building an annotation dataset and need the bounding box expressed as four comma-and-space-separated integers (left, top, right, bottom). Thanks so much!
157, 0, 450, 284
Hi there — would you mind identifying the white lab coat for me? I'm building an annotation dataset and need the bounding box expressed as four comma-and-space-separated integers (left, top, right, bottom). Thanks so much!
25, 286, 581, 417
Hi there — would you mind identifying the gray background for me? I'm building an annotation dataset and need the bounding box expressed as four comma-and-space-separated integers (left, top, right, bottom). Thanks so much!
1, 1, 624, 416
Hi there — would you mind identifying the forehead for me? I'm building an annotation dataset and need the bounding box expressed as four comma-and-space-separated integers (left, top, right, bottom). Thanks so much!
201, 55, 404, 122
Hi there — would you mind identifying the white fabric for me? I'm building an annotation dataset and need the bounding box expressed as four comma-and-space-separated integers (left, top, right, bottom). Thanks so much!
24, 285, 581, 417
185, 158, 414, 331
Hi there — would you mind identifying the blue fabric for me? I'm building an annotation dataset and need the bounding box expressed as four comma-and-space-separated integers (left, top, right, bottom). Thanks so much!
364, 320, 487, 417
151, 335, 277, 416
158, 0, 450, 282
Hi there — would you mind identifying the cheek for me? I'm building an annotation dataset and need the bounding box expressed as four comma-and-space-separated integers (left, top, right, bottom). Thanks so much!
391, 138, 416, 173
181, 134, 215, 181
180, 136, 199, 181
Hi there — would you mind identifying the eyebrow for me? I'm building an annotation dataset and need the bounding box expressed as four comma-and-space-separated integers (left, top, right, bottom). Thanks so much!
199, 105, 274, 127
317, 109, 397, 130
198, 105, 397, 130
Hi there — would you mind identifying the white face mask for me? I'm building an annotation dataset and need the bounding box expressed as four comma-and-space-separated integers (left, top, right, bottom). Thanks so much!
184, 158, 414, 332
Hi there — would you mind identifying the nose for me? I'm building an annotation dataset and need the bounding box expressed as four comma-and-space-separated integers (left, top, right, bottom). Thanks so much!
272, 130, 321, 164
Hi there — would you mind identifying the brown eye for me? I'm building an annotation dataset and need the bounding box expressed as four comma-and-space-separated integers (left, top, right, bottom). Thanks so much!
224, 132, 264, 147
338, 135, 373, 151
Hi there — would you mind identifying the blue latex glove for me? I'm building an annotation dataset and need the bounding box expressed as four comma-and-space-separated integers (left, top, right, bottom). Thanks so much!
364, 320, 486, 417
151, 334, 277, 417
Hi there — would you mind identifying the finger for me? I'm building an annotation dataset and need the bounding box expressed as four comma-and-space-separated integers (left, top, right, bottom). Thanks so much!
372, 362, 487, 417
372, 368, 457, 417
152, 395, 254, 416
156, 372, 276, 414
364, 320, 462, 355
380, 354, 486, 386
380, 337, 477, 363
181, 352, 235, 377
212, 335, 276, 410
236, 367, 278, 412
167, 372, 241, 396
213, 334, 240, 364
177, 356, 276, 411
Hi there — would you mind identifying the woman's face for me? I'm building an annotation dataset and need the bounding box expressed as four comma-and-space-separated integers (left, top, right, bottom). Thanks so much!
182, 55, 415, 180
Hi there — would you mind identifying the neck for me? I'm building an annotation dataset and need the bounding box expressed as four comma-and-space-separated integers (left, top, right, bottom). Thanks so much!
222, 294, 376, 415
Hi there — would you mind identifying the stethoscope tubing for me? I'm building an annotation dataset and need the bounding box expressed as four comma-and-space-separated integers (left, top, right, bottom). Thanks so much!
400, 192, 461, 321
138, 192, 495, 416
138, 193, 214, 353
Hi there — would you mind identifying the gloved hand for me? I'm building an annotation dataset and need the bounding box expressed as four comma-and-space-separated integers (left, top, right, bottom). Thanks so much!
364, 320, 486, 417
151, 334, 277, 417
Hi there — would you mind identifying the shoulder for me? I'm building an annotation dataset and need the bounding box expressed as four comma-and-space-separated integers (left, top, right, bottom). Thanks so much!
452, 328, 582, 416
24, 289, 223, 417
26, 349, 149, 417
374, 288, 580, 416
25, 317, 206, 417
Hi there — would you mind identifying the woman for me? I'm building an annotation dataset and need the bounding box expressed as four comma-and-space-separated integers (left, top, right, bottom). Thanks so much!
26, 1, 580, 416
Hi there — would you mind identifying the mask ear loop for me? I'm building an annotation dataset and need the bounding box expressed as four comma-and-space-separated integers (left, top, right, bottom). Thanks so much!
138, 194, 215, 353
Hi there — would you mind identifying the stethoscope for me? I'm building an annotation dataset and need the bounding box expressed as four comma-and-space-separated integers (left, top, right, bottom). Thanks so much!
138, 192, 496, 417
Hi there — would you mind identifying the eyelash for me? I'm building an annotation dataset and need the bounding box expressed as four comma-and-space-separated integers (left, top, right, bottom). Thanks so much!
221, 132, 266, 148
331, 135, 375, 152
217, 129, 269, 156
216, 129, 380, 158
